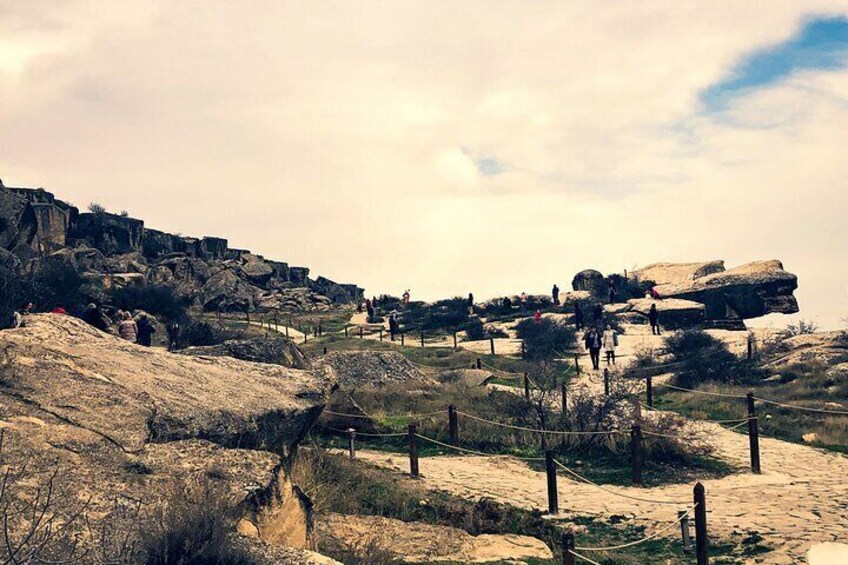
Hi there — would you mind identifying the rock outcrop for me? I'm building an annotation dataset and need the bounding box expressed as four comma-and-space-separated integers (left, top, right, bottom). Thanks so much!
571, 269, 608, 297
0, 314, 337, 560
316, 351, 435, 388
182, 336, 311, 369
627, 298, 705, 329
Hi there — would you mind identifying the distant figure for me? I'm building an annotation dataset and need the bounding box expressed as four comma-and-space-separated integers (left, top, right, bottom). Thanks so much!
592, 303, 604, 325
82, 303, 111, 332
467, 293, 474, 315
402, 290, 410, 305
650, 287, 661, 300
373, 296, 379, 309
602, 324, 618, 365
520, 292, 528, 308
11, 302, 33, 328
365, 299, 374, 322
552, 284, 560, 305
583, 327, 602, 370
357, 300, 363, 314
136, 315, 156, 347
502, 296, 512, 312
608, 285, 617, 304
649, 304, 660, 335
389, 313, 399, 341
118, 311, 138, 343
166, 321, 181, 350
574, 302, 584, 330
534, 309, 542, 323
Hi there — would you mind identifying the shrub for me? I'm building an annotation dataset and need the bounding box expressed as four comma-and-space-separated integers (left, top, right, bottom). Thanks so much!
0, 264, 28, 329
515, 318, 575, 360
88, 202, 107, 214
29, 258, 94, 315
464, 318, 486, 340
664, 330, 747, 387
111, 285, 188, 322
176, 321, 239, 349
782, 319, 819, 337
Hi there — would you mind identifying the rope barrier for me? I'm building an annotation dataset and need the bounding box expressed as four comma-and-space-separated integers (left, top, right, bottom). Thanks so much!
654, 382, 747, 399
324, 427, 408, 438
551, 459, 681, 505
457, 411, 624, 436
322, 409, 447, 420
568, 550, 604, 565
414, 433, 544, 461
751, 397, 848, 416
625, 361, 684, 374
574, 504, 697, 552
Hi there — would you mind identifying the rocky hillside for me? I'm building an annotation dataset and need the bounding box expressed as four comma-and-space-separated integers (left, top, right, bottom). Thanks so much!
0, 180, 363, 313
0, 314, 338, 563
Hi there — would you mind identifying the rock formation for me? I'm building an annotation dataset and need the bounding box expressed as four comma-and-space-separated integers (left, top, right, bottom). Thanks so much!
627, 297, 705, 329
182, 336, 311, 369
571, 269, 608, 297
316, 351, 436, 388
0, 314, 337, 561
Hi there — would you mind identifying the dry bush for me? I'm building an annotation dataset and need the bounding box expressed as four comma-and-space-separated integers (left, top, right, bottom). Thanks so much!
319, 535, 399, 565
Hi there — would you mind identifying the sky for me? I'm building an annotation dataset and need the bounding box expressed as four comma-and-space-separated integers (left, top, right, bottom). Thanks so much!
1, 1, 847, 329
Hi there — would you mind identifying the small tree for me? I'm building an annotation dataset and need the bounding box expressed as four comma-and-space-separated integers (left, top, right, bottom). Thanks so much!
665, 329, 747, 387
515, 318, 575, 361
783, 319, 818, 337
88, 202, 107, 215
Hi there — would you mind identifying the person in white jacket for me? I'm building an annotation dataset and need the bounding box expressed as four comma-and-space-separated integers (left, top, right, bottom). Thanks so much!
602, 324, 618, 366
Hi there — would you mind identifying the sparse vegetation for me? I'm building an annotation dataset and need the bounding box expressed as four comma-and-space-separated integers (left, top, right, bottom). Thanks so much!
515, 318, 575, 360
88, 202, 107, 215
664, 329, 749, 387
782, 319, 819, 337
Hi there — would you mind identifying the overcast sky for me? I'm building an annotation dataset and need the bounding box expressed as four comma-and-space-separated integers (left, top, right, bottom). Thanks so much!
1, 1, 847, 328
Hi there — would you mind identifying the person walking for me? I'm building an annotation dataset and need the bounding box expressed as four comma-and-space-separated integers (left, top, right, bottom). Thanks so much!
365, 299, 374, 322
402, 290, 411, 305
166, 321, 181, 350
10, 302, 33, 328
136, 315, 156, 347
649, 304, 660, 335
583, 326, 602, 370
520, 292, 528, 309
389, 313, 399, 341
574, 302, 584, 330
534, 309, 542, 323
118, 311, 138, 343
552, 284, 560, 306
603, 324, 618, 365
592, 303, 604, 325
82, 303, 111, 332
467, 293, 474, 315
608, 285, 617, 304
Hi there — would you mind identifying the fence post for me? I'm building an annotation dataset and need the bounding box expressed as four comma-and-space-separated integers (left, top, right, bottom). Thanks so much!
630, 424, 643, 485
359, 326, 363, 339
453, 332, 458, 349
489, 337, 495, 355
679, 509, 693, 551
545, 450, 558, 514
574, 354, 580, 375
323, 346, 327, 355
561, 383, 568, 418
562, 532, 575, 565
347, 428, 356, 459
603, 368, 610, 396
521, 340, 525, 359
303, 332, 307, 344
285, 325, 289, 337
747, 334, 754, 362
694, 482, 708, 565
408, 423, 419, 478
646, 376, 653, 408
318, 323, 323, 336
344, 326, 348, 337
524, 373, 531, 401
401, 331, 405, 345
746, 393, 761, 474
448, 405, 458, 446
421, 332, 425, 347
476, 358, 482, 370
379, 328, 383, 341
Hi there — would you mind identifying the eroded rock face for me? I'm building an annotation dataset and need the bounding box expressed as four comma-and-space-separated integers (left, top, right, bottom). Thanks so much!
627, 298, 705, 329
182, 336, 311, 370
0, 314, 337, 560
316, 351, 435, 388
571, 269, 608, 297
632, 261, 725, 287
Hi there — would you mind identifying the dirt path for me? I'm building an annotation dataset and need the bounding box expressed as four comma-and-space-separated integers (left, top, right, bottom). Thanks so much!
356, 420, 848, 564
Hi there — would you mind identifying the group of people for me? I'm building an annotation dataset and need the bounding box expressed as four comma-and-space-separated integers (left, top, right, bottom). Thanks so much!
582, 324, 619, 370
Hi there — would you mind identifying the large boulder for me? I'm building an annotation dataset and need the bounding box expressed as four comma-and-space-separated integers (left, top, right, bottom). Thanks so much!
0, 314, 337, 559
571, 269, 608, 297
182, 336, 311, 370
628, 298, 706, 329
632, 261, 725, 287
241, 254, 276, 284
0, 184, 78, 257
316, 351, 435, 388
201, 269, 260, 312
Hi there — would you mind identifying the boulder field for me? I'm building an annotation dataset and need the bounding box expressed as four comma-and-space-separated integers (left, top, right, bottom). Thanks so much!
0, 314, 337, 563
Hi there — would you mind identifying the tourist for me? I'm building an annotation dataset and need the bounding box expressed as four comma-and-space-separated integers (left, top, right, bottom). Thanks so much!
357, 300, 363, 314
552, 284, 560, 305
520, 292, 527, 308
650, 286, 661, 300
592, 303, 604, 325
365, 298, 374, 322
82, 303, 111, 332
534, 309, 542, 323
118, 311, 138, 343
649, 304, 660, 335
389, 313, 399, 341
136, 315, 156, 347
402, 290, 410, 305
603, 324, 618, 365
608, 285, 617, 304
574, 302, 584, 330
10, 302, 33, 328
166, 321, 181, 350
583, 327, 602, 370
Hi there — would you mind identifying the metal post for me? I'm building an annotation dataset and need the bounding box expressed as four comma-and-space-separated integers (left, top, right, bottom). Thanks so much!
603, 368, 610, 396
747, 393, 761, 474
694, 482, 708, 565
489, 337, 495, 355
646, 376, 653, 408
347, 428, 356, 459
408, 423, 419, 478
545, 451, 558, 514
524, 373, 530, 401
448, 405, 458, 446
679, 509, 692, 551
562, 532, 575, 565
630, 424, 643, 485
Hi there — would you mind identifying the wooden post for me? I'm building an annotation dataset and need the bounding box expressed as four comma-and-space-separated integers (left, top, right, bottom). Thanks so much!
520, 340, 525, 359
694, 482, 708, 565
562, 532, 575, 565
524, 373, 531, 401
746, 393, 761, 474
747, 334, 754, 362
359, 326, 363, 339
420, 332, 425, 347
347, 428, 356, 460
285, 325, 289, 338
679, 509, 693, 551
476, 358, 482, 370
489, 337, 495, 355
401, 331, 405, 346
448, 405, 458, 446
453, 332, 457, 349
344, 326, 348, 337
545, 451, 558, 514
630, 424, 643, 485
379, 328, 383, 341
603, 369, 610, 396
646, 376, 653, 408
408, 423, 419, 478
561, 383, 568, 418
318, 323, 323, 336
303, 332, 307, 344
322, 346, 327, 355
573, 354, 580, 375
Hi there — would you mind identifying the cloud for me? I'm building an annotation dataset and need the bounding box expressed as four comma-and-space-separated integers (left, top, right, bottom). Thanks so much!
1, 1, 847, 328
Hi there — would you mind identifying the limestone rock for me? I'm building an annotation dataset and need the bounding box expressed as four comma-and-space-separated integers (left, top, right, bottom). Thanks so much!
627, 298, 705, 329
571, 269, 608, 297
242, 255, 276, 284
104, 251, 149, 274
632, 261, 725, 287
70, 212, 145, 255
201, 269, 261, 312
316, 351, 435, 388
181, 336, 311, 370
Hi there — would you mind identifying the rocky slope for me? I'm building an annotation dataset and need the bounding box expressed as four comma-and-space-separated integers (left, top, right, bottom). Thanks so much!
0, 314, 337, 562
0, 180, 363, 313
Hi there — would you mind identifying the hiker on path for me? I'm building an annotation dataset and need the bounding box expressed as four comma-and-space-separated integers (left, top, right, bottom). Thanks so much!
502, 296, 512, 311
50, 307, 67, 315
467, 293, 474, 315
357, 300, 363, 314
136, 315, 156, 347
402, 290, 410, 305
592, 303, 604, 326
602, 324, 618, 365
365, 299, 374, 322
574, 302, 584, 330
649, 304, 660, 335
118, 311, 138, 343
10, 302, 33, 328
650, 287, 661, 300
552, 284, 560, 306
520, 292, 527, 309
82, 303, 111, 332
389, 313, 399, 341
583, 327, 602, 370
608, 285, 617, 304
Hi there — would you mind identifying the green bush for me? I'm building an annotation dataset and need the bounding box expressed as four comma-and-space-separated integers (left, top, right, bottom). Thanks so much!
515, 318, 575, 360
111, 285, 188, 322
665, 330, 748, 387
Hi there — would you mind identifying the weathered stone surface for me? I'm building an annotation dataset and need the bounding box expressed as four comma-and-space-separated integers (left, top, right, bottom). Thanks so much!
104, 251, 149, 274
632, 261, 725, 287
0, 185, 78, 257
201, 269, 261, 312
258, 288, 335, 313
310, 276, 364, 303
70, 212, 145, 255
242, 254, 276, 284
571, 269, 608, 297
182, 336, 311, 370
627, 298, 705, 329
0, 313, 338, 559
316, 351, 435, 388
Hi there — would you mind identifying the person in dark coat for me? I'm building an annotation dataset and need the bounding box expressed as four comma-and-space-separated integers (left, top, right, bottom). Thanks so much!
467, 293, 475, 315
608, 285, 617, 304
573, 302, 584, 330
166, 321, 181, 350
552, 284, 560, 306
388, 313, 399, 341
82, 303, 110, 332
137, 316, 156, 347
592, 303, 604, 325
583, 327, 602, 370
649, 304, 660, 335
